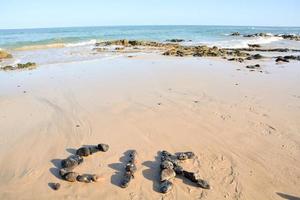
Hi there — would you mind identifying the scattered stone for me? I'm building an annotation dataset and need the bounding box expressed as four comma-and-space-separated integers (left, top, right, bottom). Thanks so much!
61, 155, 83, 169
246, 64, 260, 69
183, 171, 210, 189
230, 32, 240, 36
160, 180, 173, 194
176, 152, 195, 160
50, 183, 61, 191
161, 168, 176, 181
97, 144, 109, 152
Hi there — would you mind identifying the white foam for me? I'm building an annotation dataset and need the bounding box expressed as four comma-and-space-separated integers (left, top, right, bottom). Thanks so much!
65, 39, 97, 47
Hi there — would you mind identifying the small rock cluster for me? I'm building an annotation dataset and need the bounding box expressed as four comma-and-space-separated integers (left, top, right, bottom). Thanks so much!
159, 150, 210, 194
276, 55, 300, 63
1, 62, 36, 71
120, 150, 138, 188
58, 144, 109, 187
230, 32, 300, 41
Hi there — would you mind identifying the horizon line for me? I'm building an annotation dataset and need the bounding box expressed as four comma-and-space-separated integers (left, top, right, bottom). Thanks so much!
1, 24, 300, 31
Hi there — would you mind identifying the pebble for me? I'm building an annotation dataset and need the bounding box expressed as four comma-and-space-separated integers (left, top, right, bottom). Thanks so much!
160, 180, 173, 194
76, 147, 91, 157
161, 168, 176, 182
97, 144, 109, 152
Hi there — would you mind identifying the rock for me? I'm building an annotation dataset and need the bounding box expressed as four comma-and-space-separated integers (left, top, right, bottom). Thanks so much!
160, 180, 173, 194
129, 150, 138, 162
50, 183, 61, 190
161, 168, 176, 181
2, 65, 14, 71
77, 174, 92, 183
160, 160, 174, 170
91, 174, 101, 182
246, 54, 263, 60
120, 171, 133, 188
59, 168, 72, 177
0, 50, 12, 59
183, 171, 210, 189
76, 147, 91, 157
244, 33, 270, 37
89, 146, 100, 154
177, 152, 195, 160
276, 56, 289, 63
248, 44, 261, 48
283, 55, 300, 61
64, 172, 79, 182
115, 47, 125, 51
227, 57, 244, 62
279, 34, 300, 41
125, 163, 137, 174
16, 62, 36, 69
173, 165, 184, 175
61, 155, 83, 169
246, 64, 260, 69
97, 144, 109, 152
230, 32, 240, 36
166, 39, 185, 42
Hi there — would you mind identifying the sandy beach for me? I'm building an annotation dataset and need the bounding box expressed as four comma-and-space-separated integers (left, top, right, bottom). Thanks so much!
0, 54, 299, 199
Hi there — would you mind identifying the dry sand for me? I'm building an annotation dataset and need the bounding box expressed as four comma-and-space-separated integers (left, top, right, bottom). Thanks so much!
0, 55, 299, 200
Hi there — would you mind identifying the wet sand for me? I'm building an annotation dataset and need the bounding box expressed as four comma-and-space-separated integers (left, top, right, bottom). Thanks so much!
0, 55, 299, 199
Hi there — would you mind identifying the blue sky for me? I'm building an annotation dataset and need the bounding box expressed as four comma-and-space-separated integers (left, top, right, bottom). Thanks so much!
1, 0, 299, 29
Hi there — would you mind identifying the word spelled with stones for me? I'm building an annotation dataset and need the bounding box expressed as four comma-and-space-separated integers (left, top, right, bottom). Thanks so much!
120, 150, 138, 188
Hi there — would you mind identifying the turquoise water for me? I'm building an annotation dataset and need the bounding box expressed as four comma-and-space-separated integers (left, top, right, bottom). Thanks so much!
1, 25, 300, 49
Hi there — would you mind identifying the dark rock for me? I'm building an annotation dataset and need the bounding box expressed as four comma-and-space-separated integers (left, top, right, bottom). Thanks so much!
89, 146, 100, 154
246, 54, 263, 60
279, 34, 300, 41
244, 33, 270, 38
230, 32, 240, 36
97, 144, 109, 152
59, 168, 72, 177
177, 152, 195, 160
248, 44, 261, 48
160, 168, 176, 181
174, 165, 184, 175
183, 171, 210, 189
227, 57, 244, 63
160, 160, 174, 170
16, 62, 36, 69
120, 171, 133, 188
50, 183, 61, 190
61, 155, 83, 169
160, 180, 173, 194
166, 39, 185, 42
91, 174, 101, 182
76, 147, 91, 157
276, 56, 289, 63
125, 163, 137, 174
64, 172, 79, 182
246, 64, 260, 69
115, 47, 125, 51
77, 174, 92, 183
2, 66, 14, 71
283, 55, 300, 61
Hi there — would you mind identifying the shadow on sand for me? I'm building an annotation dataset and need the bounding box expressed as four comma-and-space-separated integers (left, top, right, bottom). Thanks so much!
277, 193, 300, 200
142, 151, 161, 193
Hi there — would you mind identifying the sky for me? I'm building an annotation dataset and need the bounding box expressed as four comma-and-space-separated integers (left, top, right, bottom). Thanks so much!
1, 0, 300, 29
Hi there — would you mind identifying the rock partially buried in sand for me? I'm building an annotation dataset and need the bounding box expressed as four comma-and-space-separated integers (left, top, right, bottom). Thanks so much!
160, 180, 173, 194
246, 64, 260, 69
183, 171, 210, 189
50, 183, 61, 191
61, 155, 83, 169
97, 144, 109, 152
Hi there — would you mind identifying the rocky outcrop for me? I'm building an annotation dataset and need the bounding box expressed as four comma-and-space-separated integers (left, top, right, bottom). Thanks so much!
1, 62, 36, 71
244, 33, 271, 37
166, 39, 185, 42
230, 32, 240, 36
0, 50, 12, 59
276, 34, 300, 41
248, 44, 261, 48
276, 55, 300, 63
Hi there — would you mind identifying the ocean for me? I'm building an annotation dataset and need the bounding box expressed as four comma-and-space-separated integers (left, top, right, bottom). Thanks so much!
1, 25, 300, 65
